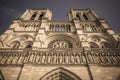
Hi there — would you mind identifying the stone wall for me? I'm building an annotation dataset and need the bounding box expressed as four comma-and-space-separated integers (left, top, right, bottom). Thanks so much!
19, 64, 90, 80
0, 64, 120, 80
0, 65, 22, 80
90, 65, 120, 80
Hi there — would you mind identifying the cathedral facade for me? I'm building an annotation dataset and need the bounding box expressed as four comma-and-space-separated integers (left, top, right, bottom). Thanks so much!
0, 9, 120, 80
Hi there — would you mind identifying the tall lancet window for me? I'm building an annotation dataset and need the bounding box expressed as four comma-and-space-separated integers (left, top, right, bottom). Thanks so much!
83, 14, 88, 20
38, 14, 44, 20
76, 14, 81, 20
30, 13, 37, 20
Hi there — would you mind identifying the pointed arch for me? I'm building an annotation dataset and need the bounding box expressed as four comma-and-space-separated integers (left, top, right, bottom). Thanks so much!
9, 41, 20, 49
30, 13, 37, 20
40, 67, 81, 80
8, 34, 34, 45
38, 13, 44, 20
76, 13, 81, 20
83, 14, 88, 20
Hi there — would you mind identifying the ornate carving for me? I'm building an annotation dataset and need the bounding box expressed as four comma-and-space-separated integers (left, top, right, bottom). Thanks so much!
40, 67, 81, 80
0, 48, 119, 65
48, 39, 73, 48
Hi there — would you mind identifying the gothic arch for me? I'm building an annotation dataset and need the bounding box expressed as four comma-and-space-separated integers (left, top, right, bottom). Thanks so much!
40, 67, 81, 80
38, 13, 44, 20
30, 13, 37, 20
87, 35, 114, 48
76, 13, 81, 20
83, 13, 89, 20
8, 34, 34, 44
9, 41, 20, 49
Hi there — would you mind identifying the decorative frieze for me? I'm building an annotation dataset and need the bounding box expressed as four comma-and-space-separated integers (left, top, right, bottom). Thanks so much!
0, 48, 119, 65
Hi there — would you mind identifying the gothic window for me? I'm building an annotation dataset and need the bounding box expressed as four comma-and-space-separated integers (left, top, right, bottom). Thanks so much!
66, 24, 71, 32
49, 24, 54, 31
83, 14, 88, 20
59, 25, 62, 31
55, 24, 59, 31
40, 67, 81, 80
49, 24, 71, 32
38, 14, 44, 20
48, 39, 73, 48
10, 41, 20, 49
30, 13, 36, 20
61, 24, 65, 31
76, 14, 81, 20
69, 43, 73, 48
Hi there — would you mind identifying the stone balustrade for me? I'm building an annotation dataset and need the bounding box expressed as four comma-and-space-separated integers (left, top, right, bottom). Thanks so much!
0, 48, 119, 65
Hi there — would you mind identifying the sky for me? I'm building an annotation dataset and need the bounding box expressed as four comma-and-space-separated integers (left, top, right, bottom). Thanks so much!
0, 0, 120, 35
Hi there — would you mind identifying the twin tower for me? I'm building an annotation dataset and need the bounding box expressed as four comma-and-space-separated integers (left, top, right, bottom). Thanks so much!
0, 9, 120, 80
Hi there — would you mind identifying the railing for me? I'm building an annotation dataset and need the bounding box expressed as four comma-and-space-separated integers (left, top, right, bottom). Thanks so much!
0, 48, 120, 65
85, 48, 120, 64
47, 22, 72, 32
79, 22, 102, 33
16, 21, 41, 31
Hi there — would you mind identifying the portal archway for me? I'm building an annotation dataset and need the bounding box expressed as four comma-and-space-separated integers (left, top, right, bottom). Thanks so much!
40, 67, 81, 80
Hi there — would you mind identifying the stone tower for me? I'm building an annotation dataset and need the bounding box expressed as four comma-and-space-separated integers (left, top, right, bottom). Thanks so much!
0, 9, 120, 80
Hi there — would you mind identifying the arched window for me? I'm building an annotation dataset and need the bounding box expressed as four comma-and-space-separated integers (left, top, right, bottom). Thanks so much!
30, 13, 36, 20
40, 67, 81, 80
66, 24, 71, 32
76, 14, 81, 20
55, 24, 59, 31
61, 24, 65, 31
38, 14, 44, 20
83, 14, 88, 20
49, 25, 52, 31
